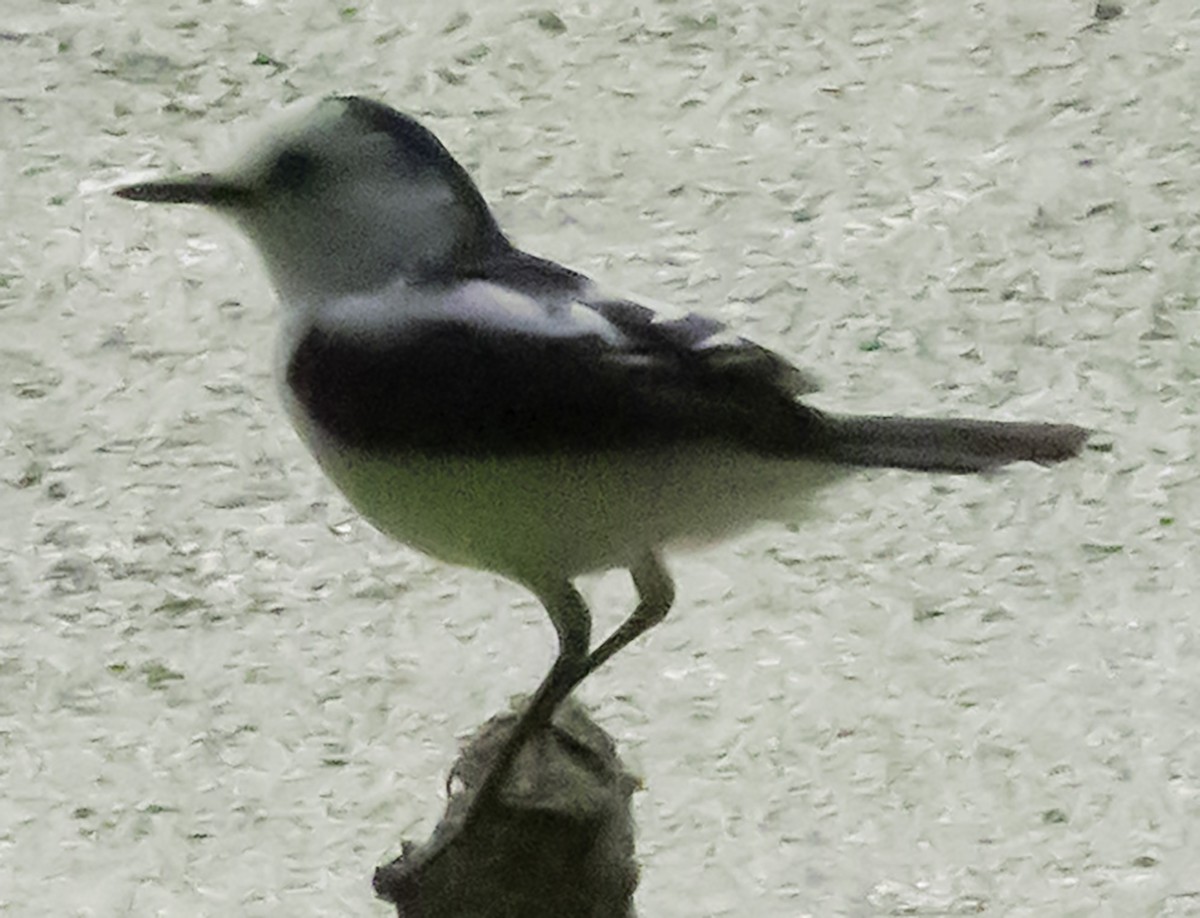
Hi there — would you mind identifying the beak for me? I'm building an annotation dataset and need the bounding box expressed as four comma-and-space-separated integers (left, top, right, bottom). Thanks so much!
114, 173, 254, 208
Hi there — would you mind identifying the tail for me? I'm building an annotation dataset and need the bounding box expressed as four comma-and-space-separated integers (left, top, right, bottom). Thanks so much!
814, 414, 1090, 473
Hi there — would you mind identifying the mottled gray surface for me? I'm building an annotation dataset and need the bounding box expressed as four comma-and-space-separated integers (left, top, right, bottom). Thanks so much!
3, 1, 1198, 915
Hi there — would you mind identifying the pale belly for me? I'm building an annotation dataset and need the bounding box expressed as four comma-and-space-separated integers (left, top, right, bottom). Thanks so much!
299, 429, 849, 589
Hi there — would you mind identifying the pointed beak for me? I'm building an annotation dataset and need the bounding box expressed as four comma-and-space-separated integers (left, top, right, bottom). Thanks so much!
114, 173, 255, 208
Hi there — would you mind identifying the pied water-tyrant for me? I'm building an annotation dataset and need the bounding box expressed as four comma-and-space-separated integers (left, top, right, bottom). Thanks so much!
116, 95, 1090, 819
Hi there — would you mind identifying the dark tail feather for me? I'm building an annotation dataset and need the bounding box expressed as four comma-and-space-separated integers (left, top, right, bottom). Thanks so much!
816, 414, 1090, 473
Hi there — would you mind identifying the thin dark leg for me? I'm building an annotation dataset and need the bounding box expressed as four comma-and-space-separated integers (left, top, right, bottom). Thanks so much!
466, 581, 593, 818
396, 582, 593, 878
406, 553, 676, 876
469, 552, 675, 818
584, 552, 675, 677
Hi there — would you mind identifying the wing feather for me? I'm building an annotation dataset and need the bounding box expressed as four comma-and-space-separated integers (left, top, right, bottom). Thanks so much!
286, 254, 824, 456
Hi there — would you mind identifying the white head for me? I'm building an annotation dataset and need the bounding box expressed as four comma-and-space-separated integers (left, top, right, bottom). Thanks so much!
116, 96, 508, 303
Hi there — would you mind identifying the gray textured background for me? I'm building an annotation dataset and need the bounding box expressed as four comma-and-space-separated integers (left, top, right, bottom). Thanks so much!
3, 1, 1198, 915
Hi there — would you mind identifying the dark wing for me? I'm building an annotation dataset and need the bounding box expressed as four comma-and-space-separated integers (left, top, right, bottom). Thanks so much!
286, 262, 826, 458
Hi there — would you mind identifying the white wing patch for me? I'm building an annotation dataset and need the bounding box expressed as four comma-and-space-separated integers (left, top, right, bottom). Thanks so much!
310, 271, 817, 400
560, 298, 627, 342
316, 277, 627, 345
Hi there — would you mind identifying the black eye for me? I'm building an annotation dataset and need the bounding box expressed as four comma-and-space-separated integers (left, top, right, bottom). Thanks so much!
267, 150, 316, 191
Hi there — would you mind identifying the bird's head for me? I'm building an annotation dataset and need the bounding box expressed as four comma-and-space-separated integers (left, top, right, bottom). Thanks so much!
116, 96, 506, 302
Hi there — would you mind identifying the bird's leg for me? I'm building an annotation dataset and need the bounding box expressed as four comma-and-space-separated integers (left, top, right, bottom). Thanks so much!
584, 552, 675, 677
467, 552, 674, 818
465, 580, 593, 819
402, 555, 675, 877
383, 583, 593, 883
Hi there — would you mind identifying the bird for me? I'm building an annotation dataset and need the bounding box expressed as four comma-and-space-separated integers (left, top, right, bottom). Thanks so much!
115, 94, 1090, 821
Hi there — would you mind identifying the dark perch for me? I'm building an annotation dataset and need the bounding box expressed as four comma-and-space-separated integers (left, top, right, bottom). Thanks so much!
374, 699, 640, 917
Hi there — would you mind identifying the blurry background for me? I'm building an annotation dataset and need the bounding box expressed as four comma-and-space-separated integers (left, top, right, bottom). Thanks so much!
2, 0, 1197, 914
